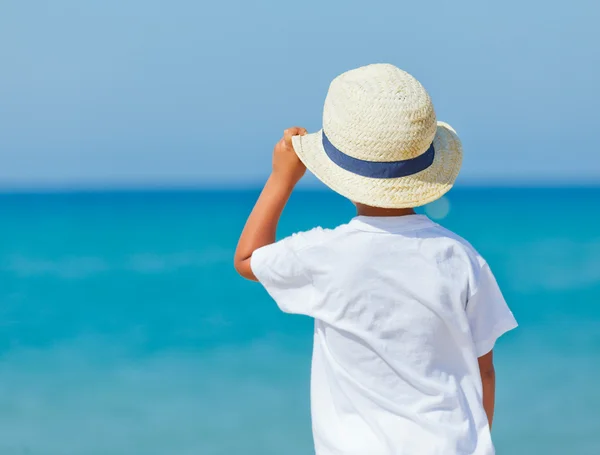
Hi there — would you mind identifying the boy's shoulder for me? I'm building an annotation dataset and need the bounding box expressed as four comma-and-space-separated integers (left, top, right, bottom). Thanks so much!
283, 223, 355, 253
286, 219, 486, 269
414, 223, 491, 297
428, 223, 487, 268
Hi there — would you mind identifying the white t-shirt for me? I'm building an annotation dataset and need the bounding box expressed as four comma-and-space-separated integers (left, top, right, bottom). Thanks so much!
251, 214, 517, 455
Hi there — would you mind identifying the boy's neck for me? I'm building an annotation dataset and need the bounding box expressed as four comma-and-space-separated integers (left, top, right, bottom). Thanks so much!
355, 203, 416, 217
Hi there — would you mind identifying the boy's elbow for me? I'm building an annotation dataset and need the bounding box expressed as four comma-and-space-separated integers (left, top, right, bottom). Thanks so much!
233, 256, 257, 281
233, 256, 245, 276
480, 364, 495, 381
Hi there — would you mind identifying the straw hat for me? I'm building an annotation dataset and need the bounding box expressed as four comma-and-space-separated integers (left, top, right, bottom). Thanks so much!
292, 63, 462, 208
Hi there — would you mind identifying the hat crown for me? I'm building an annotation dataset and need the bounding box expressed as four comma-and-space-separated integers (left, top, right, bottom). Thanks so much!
322, 64, 437, 162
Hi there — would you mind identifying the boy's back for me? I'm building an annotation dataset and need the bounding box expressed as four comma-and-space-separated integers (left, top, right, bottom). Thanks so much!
252, 215, 516, 455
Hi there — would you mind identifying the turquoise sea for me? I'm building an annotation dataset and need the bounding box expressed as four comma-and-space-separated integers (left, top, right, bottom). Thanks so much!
0, 187, 599, 455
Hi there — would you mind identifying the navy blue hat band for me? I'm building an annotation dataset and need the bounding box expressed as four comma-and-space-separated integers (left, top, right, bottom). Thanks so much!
322, 131, 435, 179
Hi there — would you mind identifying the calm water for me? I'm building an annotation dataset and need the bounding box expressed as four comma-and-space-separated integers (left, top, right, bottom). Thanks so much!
0, 188, 599, 455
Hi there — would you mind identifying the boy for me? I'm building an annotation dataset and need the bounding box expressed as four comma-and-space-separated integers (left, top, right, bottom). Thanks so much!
234, 64, 517, 455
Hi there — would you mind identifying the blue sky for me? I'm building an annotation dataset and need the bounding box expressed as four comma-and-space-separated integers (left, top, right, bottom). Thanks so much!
1, 0, 598, 189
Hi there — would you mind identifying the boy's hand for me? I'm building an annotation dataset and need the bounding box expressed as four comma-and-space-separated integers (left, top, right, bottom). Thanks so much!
272, 127, 308, 186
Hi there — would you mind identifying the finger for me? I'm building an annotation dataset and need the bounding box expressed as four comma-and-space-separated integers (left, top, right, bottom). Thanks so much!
283, 128, 295, 143
284, 127, 306, 144
283, 129, 294, 146
284, 127, 305, 136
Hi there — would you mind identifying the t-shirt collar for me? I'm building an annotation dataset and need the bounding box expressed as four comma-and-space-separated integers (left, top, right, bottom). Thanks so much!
349, 214, 435, 234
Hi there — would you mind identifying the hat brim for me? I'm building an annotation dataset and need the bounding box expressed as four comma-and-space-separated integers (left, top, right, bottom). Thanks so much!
291, 122, 463, 208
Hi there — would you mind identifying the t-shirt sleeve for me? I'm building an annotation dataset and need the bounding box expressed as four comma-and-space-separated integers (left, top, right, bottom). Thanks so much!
250, 232, 316, 315
466, 262, 518, 357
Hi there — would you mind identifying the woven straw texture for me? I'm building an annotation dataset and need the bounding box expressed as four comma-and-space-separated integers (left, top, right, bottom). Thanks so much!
292, 64, 463, 208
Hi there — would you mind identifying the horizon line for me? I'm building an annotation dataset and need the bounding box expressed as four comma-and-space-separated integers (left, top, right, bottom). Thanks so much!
1, 182, 599, 195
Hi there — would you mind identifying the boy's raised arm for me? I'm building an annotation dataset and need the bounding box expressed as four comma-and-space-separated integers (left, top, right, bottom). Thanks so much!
234, 127, 307, 281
